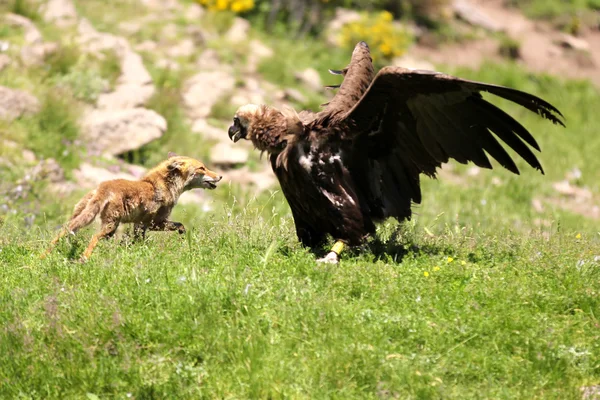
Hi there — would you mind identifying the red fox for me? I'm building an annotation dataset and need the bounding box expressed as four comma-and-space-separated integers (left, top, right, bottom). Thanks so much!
42, 153, 222, 261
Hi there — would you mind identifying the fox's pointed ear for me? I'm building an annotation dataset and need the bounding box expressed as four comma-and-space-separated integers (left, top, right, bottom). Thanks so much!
168, 151, 178, 158
167, 159, 184, 172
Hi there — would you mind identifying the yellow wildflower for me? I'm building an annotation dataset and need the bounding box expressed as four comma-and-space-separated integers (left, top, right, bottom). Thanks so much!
576, 233, 582, 239
447, 256, 454, 263
433, 266, 441, 272
424, 271, 430, 277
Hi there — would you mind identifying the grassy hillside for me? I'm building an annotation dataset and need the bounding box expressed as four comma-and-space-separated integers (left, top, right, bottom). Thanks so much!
1, 0, 599, 398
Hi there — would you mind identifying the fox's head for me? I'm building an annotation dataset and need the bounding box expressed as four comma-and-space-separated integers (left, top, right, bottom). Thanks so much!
165, 153, 222, 191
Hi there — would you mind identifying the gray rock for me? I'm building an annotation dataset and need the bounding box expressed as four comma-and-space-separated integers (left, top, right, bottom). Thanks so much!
97, 83, 156, 110
183, 70, 236, 119
0, 86, 40, 121
78, 18, 130, 56
559, 34, 590, 52
0, 54, 11, 71
81, 108, 167, 155
42, 0, 78, 27
166, 38, 196, 58
119, 50, 153, 86
4, 13, 43, 44
20, 42, 58, 67
295, 68, 322, 92
191, 119, 226, 141
210, 142, 249, 167
453, 1, 502, 32
225, 17, 250, 43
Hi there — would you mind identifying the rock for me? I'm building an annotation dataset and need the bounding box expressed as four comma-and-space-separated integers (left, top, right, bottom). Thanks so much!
453, 1, 502, 32
295, 68, 322, 92
156, 58, 181, 71
0, 86, 40, 121
185, 25, 208, 46
30, 158, 65, 183
183, 71, 236, 119
531, 198, 544, 213
118, 21, 142, 36
325, 8, 361, 46
0, 54, 11, 71
195, 48, 224, 70
81, 108, 167, 156
160, 23, 179, 40
74, 162, 138, 188
97, 83, 155, 110
5, 13, 43, 44
282, 88, 307, 104
140, 0, 182, 11
20, 42, 58, 67
246, 39, 273, 72
42, 0, 78, 27
225, 166, 277, 192
225, 17, 250, 43
230, 79, 267, 107
392, 55, 436, 71
186, 3, 205, 20
552, 180, 592, 200
21, 149, 37, 164
119, 50, 153, 86
210, 142, 249, 167
166, 38, 196, 58
191, 119, 226, 141
135, 40, 158, 53
78, 18, 130, 56
559, 34, 590, 52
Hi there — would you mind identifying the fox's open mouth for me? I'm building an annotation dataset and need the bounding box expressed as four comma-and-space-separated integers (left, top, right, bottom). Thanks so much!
204, 181, 217, 190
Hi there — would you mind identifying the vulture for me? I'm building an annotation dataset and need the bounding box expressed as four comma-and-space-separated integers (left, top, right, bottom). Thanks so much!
228, 41, 565, 264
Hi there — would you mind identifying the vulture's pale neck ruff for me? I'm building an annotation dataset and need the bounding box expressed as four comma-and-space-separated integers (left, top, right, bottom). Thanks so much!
231, 104, 290, 154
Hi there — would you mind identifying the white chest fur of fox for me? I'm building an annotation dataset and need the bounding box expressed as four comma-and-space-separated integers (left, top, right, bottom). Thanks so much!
42, 154, 222, 262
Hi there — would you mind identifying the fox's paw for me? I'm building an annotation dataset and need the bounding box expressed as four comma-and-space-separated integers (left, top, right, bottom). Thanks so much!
176, 224, 186, 235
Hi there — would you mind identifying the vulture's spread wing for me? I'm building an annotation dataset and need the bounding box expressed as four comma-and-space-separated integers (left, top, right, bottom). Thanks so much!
342, 67, 565, 176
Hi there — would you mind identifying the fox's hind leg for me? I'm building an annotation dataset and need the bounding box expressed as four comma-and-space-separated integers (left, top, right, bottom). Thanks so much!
41, 191, 96, 259
81, 220, 119, 262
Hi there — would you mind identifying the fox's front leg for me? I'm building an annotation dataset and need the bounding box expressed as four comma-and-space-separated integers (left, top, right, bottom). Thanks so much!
150, 220, 186, 234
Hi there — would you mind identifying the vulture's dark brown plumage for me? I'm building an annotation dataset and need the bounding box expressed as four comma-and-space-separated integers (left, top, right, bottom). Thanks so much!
228, 42, 564, 258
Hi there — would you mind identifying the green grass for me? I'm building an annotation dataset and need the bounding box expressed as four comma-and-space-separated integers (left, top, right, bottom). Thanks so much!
508, 0, 600, 19
1, 192, 599, 398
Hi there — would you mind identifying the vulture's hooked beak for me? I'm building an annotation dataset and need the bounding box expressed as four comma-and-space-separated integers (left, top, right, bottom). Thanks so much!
228, 124, 243, 143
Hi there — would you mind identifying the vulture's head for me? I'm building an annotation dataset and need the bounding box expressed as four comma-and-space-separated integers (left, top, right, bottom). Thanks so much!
228, 104, 262, 143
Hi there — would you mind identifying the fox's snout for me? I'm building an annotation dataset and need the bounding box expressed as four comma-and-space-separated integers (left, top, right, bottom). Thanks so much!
201, 171, 222, 189
204, 169, 222, 181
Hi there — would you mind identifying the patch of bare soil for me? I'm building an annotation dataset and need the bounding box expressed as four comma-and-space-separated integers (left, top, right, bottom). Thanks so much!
411, 0, 600, 87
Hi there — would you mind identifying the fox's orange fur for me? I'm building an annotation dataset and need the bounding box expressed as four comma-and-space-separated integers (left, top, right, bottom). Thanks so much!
42, 153, 222, 261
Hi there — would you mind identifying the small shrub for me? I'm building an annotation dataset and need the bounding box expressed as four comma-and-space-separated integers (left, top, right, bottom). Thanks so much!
23, 90, 81, 172
338, 11, 412, 62
10, 0, 41, 21
498, 36, 521, 60
45, 44, 81, 76
196, 0, 255, 13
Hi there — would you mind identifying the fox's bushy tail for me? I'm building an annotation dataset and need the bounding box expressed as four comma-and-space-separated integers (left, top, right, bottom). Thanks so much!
41, 190, 106, 259
67, 190, 105, 233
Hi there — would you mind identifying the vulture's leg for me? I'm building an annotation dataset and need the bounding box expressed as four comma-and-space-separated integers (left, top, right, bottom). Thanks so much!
317, 241, 345, 264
